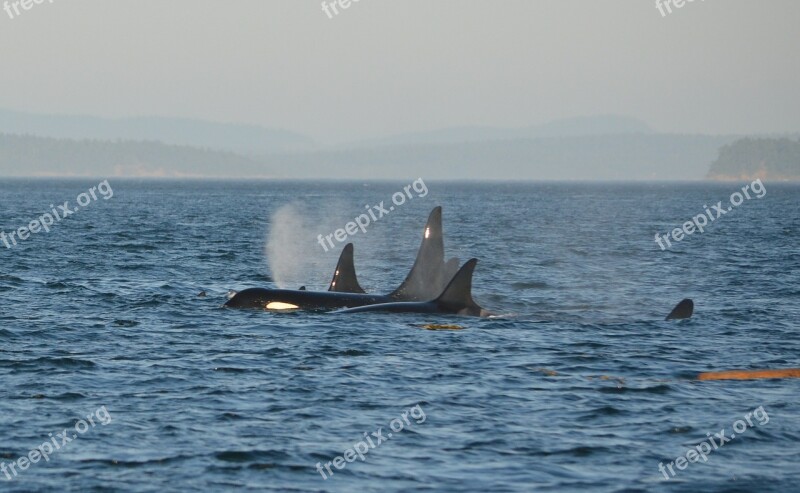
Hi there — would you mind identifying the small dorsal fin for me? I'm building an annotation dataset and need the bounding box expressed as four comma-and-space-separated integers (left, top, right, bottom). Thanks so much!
328, 243, 366, 293
434, 258, 486, 316
390, 206, 452, 301
666, 298, 693, 320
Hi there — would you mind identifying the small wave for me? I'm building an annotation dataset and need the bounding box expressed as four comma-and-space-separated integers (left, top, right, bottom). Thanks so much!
8, 357, 97, 370
596, 383, 673, 394
79, 455, 194, 467
215, 449, 284, 463
213, 367, 249, 374
511, 281, 549, 290
331, 349, 370, 357
116, 243, 158, 251
198, 252, 236, 261
45, 281, 70, 289
24, 391, 88, 401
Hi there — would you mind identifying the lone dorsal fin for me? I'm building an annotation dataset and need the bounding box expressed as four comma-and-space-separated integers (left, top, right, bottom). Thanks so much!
328, 243, 366, 293
434, 258, 486, 316
390, 206, 453, 301
666, 298, 694, 320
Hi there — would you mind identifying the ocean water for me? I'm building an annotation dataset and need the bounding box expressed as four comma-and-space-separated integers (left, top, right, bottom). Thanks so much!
0, 179, 798, 493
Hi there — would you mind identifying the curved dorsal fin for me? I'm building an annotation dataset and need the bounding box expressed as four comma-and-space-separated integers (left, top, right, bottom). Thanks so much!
390, 206, 455, 301
665, 298, 693, 320
434, 258, 486, 316
328, 243, 366, 293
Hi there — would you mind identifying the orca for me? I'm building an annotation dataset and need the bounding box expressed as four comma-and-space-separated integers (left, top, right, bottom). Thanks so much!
224, 207, 459, 311
223, 286, 389, 311
336, 259, 492, 317
665, 298, 694, 320
225, 243, 384, 310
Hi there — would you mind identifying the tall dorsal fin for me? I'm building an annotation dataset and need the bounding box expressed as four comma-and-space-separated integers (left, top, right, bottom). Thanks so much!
328, 243, 366, 293
666, 298, 693, 320
390, 206, 454, 301
434, 258, 486, 316
443, 257, 460, 284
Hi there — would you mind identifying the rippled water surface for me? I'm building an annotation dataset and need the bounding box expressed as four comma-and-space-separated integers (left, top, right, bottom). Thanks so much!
1, 180, 798, 492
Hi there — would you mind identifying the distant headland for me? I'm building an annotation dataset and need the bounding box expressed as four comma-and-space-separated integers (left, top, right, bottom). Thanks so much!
707, 137, 800, 181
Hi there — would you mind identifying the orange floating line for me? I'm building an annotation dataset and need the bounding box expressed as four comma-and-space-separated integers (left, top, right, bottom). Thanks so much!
697, 369, 800, 381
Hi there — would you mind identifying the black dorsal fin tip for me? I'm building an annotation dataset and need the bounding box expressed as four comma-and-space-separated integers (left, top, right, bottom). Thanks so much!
666, 298, 694, 320
435, 258, 486, 316
328, 243, 366, 294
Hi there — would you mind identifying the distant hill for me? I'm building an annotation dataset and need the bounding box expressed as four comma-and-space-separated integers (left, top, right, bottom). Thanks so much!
266, 134, 734, 180
349, 115, 653, 148
0, 132, 736, 180
707, 137, 800, 181
0, 134, 266, 178
0, 111, 766, 180
0, 109, 315, 155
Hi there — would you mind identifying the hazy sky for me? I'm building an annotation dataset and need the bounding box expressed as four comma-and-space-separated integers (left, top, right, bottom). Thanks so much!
0, 0, 798, 143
